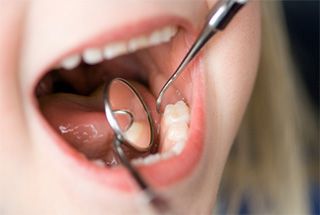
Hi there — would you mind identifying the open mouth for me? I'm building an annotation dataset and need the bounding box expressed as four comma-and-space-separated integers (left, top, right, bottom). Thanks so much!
33, 17, 205, 191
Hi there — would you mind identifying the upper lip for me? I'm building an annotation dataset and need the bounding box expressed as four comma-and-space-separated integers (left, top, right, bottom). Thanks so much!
31, 13, 205, 193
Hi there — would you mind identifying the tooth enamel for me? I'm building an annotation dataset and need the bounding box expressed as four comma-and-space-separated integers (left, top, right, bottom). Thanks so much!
58, 25, 178, 68
60, 54, 81, 70
149, 26, 177, 45
132, 100, 190, 166
160, 100, 190, 154
161, 26, 178, 42
132, 152, 174, 166
166, 122, 188, 142
170, 141, 186, 154
128, 36, 149, 52
103, 42, 127, 59
162, 101, 190, 128
83, 48, 104, 65
92, 159, 106, 167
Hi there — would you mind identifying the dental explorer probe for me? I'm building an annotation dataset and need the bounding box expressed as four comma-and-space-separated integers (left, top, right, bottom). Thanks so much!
156, 0, 248, 112
103, 0, 248, 214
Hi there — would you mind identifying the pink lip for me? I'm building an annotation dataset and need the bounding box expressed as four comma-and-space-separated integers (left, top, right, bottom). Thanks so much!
33, 15, 205, 192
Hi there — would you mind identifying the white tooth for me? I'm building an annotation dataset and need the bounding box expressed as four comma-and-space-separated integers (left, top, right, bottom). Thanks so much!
103, 42, 127, 59
128, 36, 149, 52
161, 26, 178, 42
83, 48, 104, 65
166, 122, 188, 142
163, 101, 190, 128
132, 157, 145, 166
161, 122, 188, 153
160, 100, 190, 154
149, 30, 163, 46
143, 154, 161, 165
160, 151, 175, 159
149, 26, 177, 46
171, 141, 186, 155
92, 159, 106, 167
60, 54, 81, 70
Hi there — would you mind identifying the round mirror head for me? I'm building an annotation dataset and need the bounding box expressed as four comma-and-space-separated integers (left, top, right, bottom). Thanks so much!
104, 78, 154, 152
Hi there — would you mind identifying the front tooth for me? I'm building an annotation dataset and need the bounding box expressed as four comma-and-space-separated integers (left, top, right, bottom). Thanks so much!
128, 36, 149, 52
83, 48, 104, 65
61, 54, 81, 70
103, 42, 127, 59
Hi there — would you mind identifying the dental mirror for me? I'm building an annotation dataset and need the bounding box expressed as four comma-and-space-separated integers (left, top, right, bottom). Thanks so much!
104, 78, 155, 152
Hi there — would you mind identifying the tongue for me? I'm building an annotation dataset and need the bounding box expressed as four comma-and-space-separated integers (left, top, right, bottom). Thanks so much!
39, 81, 159, 165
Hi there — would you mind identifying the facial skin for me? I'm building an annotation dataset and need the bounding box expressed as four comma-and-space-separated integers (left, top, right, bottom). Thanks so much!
0, 0, 260, 214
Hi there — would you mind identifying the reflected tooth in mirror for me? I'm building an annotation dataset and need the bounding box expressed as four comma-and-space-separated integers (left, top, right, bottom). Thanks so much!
124, 121, 150, 150
60, 54, 81, 70
83, 48, 104, 65
103, 42, 127, 60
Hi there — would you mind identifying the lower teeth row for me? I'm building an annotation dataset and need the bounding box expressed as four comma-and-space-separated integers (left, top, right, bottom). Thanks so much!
90, 100, 190, 167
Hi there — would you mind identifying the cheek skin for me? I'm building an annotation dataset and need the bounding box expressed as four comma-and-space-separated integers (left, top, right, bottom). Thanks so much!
202, 0, 261, 207
206, 0, 261, 145
0, 2, 33, 213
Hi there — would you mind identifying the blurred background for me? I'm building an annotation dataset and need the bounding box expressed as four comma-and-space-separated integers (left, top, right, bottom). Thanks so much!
282, 0, 319, 109
282, 1, 319, 214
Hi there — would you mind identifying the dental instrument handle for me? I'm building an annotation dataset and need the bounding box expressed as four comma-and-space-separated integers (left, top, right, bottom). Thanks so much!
113, 139, 170, 214
156, 0, 247, 112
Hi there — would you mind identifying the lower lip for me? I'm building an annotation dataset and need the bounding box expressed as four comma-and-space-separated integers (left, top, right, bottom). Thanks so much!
37, 58, 205, 193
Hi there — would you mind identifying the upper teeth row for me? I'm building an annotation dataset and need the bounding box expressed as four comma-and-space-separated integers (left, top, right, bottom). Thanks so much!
59, 25, 178, 70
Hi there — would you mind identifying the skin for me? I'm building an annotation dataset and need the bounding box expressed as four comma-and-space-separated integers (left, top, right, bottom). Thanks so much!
0, 0, 260, 214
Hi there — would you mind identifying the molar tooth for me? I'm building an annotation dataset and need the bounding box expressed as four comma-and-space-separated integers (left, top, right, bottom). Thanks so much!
103, 42, 127, 60
171, 141, 186, 155
60, 54, 81, 70
83, 48, 104, 65
166, 122, 188, 143
149, 30, 163, 46
128, 36, 149, 52
161, 26, 178, 42
160, 100, 190, 154
163, 101, 190, 127
149, 26, 177, 46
